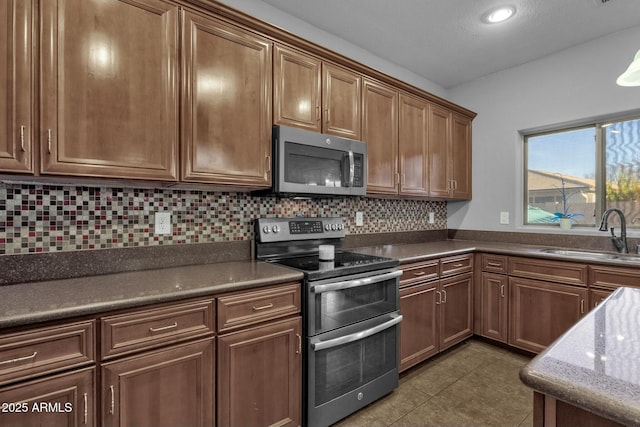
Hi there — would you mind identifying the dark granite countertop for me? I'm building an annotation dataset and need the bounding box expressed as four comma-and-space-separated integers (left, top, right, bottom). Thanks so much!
0, 261, 303, 329
4, 238, 640, 331
351, 239, 640, 267
520, 287, 640, 426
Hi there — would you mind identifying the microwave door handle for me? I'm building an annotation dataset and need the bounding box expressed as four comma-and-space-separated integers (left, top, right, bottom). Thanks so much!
348, 150, 355, 187
311, 313, 403, 351
310, 270, 402, 294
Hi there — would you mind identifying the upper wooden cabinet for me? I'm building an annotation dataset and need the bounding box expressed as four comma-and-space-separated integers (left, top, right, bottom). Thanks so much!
181, 10, 272, 187
40, 0, 179, 181
362, 78, 399, 195
428, 105, 472, 199
274, 44, 362, 140
398, 94, 430, 197
322, 62, 362, 140
273, 44, 322, 133
0, 0, 33, 173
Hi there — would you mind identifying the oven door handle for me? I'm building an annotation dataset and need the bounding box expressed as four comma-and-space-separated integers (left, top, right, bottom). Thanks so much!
311, 313, 403, 351
310, 269, 402, 294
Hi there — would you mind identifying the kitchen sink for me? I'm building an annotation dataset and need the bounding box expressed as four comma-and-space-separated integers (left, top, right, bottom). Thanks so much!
540, 248, 640, 263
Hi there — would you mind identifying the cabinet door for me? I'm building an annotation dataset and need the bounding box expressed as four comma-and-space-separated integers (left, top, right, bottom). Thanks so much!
451, 113, 472, 199
440, 273, 473, 351
273, 44, 321, 132
102, 338, 214, 427
0, 0, 33, 173
398, 94, 429, 196
480, 272, 508, 343
40, 0, 179, 180
218, 317, 301, 427
322, 63, 361, 140
509, 277, 587, 353
0, 367, 95, 427
362, 78, 399, 195
428, 103, 451, 197
590, 289, 613, 310
399, 281, 439, 372
182, 11, 272, 187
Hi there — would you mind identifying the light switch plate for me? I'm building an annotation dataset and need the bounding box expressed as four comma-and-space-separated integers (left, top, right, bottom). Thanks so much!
355, 212, 364, 226
428, 212, 435, 224
499, 211, 509, 225
155, 212, 171, 235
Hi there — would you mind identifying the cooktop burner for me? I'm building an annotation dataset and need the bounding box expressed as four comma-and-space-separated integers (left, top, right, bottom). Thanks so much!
271, 251, 398, 280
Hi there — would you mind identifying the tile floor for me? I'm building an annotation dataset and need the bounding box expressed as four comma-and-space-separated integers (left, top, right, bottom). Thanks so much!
333, 339, 534, 427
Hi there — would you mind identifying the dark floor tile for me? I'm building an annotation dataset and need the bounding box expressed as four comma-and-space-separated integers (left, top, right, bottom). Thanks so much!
336, 339, 535, 427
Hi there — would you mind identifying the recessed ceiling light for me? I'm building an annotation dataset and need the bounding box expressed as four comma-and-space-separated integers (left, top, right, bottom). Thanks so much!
482, 6, 516, 24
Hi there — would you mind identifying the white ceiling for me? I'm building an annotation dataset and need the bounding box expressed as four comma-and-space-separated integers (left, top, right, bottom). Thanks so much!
261, 0, 640, 89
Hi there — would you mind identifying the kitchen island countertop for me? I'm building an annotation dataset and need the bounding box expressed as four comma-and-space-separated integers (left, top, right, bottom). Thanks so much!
520, 286, 640, 426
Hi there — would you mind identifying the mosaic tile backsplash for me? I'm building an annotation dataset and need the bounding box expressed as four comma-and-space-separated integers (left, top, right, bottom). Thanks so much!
0, 182, 447, 255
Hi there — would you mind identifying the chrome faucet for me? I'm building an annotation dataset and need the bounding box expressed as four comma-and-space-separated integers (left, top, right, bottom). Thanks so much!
599, 208, 629, 253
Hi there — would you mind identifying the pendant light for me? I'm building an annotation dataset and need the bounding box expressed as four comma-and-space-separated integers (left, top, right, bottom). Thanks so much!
616, 49, 640, 87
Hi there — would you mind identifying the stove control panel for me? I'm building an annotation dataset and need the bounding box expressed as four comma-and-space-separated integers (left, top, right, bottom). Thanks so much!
255, 217, 345, 242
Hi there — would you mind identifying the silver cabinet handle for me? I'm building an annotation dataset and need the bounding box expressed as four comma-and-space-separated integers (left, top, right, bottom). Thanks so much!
487, 262, 502, 267
453, 263, 464, 268
436, 290, 441, 305
442, 289, 447, 303
311, 313, 402, 351
252, 303, 274, 311
311, 270, 402, 294
149, 322, 178, 333
413, 271, 426, 276
20, 125, 26, 151
47, 129, 52, 153
0, 351, 37, 366
580, 299, 585, 314
500, 284, 505, 298
83, 393, 88, 425
296, 333, 302, 354
109, 385, 115, 415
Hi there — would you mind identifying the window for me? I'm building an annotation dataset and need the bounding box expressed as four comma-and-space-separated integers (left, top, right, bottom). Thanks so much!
524, 115, 640, 228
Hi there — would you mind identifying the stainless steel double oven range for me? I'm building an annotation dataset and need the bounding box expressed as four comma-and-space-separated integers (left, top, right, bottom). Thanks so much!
254, 217, 403, 427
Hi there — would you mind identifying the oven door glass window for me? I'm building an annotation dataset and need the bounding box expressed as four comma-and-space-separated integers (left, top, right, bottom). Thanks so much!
309, 313, 400, 406
309, 269, 400, 335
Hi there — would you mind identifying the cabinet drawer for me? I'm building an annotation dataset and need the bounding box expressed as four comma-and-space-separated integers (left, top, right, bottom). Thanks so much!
0, 320, 95, 386
441, 254, 473, 277
481, 254, 508, 274
589, 265, 640, 291
400, 260, 439, 286
101, 299, 215, 360
217, 283, 301, 333
509, 256, 587, 286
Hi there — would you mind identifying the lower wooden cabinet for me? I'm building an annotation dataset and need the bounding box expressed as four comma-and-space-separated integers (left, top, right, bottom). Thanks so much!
480, 272, 509, 343
217, 316, 302, 427
509, 277, 587, 353
440, 273, 473, 351
399, 261, 473, 372
101, 338, 214, 427
399, 281, 439, 371
0, 367, 95, 427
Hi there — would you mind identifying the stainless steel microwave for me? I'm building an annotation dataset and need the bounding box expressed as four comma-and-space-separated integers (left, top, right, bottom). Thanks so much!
271, 125, 367, 197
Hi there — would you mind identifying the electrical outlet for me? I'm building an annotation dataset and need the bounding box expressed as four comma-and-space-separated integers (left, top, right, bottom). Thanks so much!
155, 211, 171, 235
500, 211, 510, 225
355, 212, 364, 226
428, 212, 435, 224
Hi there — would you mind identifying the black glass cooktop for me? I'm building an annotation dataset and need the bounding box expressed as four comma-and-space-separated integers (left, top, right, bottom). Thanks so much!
272, 251, 398, 280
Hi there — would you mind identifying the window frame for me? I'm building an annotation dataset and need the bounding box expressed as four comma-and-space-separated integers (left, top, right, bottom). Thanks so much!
523, 113, 640, 228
